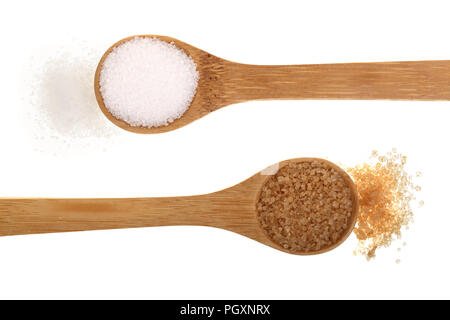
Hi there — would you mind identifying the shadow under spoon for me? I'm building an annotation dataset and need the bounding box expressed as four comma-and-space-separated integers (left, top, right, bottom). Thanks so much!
95, 34, 450, 134
0, 158, 358, 255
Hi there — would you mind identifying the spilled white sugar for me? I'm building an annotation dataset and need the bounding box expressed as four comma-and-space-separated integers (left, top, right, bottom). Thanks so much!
22, 39, 119, 156
99, 37, 199, 128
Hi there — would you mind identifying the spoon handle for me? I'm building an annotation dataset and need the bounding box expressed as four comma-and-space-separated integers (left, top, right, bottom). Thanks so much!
226, 60, 450, 102
0, 192, 256, 237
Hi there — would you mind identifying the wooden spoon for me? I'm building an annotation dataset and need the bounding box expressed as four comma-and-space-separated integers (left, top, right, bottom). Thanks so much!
95, 35, 450, 134
0, 158, 358, 255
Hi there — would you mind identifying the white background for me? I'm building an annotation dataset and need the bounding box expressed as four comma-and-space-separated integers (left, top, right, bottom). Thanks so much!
0, 0, 448, 299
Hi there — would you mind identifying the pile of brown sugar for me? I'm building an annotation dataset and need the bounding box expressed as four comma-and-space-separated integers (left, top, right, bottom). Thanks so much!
346, 150, 420, 260
256, 159, 355, 254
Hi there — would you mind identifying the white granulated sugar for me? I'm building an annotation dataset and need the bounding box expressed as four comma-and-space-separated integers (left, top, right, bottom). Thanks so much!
22, 39, 119, 156
99, 37, 199, 128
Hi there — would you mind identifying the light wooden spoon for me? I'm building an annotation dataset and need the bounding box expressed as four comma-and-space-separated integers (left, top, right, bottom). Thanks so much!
95, 35, 450, 134
0, 158, 358, 255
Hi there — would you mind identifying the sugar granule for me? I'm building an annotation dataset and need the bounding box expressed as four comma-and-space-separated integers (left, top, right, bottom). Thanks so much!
99, 37, 199, 128
256, 160, 354, 253
22, 39, 119, 156
346, 150, 421, 260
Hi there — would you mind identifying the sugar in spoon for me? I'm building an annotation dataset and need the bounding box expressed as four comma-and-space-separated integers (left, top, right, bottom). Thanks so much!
0, 158, 358, 255
95, 35, 450, 134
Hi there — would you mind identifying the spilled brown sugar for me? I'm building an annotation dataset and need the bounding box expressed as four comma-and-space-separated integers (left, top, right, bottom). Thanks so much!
256, 159, 355, 254
346, 150, 420, 260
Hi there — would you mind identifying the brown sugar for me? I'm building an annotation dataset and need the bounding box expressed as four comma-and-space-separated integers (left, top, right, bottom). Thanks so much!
256, 159, 355, 254
346, 150, 419, 260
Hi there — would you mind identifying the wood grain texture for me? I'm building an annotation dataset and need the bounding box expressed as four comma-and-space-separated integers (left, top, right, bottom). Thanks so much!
95, 35, 450, 134
0, 159, 358, 255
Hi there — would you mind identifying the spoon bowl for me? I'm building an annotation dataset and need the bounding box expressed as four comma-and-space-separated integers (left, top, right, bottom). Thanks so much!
0, 158, 358, 255
95, 35, 450, 134
95, 35, 226, 134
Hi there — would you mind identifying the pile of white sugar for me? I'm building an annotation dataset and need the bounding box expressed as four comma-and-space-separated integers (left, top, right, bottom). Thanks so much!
99, 37, 199, 128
